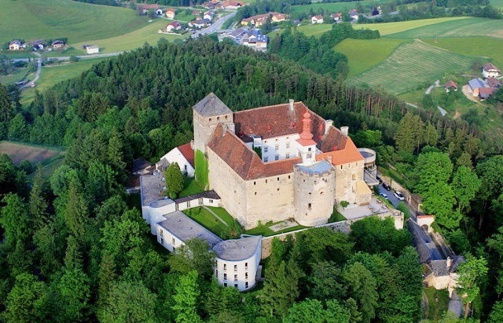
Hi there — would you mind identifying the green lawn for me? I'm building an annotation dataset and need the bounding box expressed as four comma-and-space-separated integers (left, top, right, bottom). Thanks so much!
384, 17, 503, 39
335, 38, 408, 77
0, 67, 30, 85
0, 0, 148, 44
345, 40, 476, 95
206, 206, 236, 227
491, 0, 503, 8
1, 52, 36, 59
290, 1, 376, 15
179, 178, 205, 198
70, 19, 186, 54
355, 17, 469, 36
293, 24, 332, 38
245, 221, 306, 237
422, 37, 503, 68
422, 287, 450, 321
184, 207, 230, 239
21, 58, 108, 104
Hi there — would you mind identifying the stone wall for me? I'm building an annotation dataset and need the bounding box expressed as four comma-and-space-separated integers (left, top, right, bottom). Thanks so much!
334, 161, 364, 204
193, 110, 234, 154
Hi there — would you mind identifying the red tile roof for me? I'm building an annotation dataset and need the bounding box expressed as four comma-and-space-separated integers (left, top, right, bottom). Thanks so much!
178, 143, 194, 167
316, 135, 363, 166
207, 124, 300, 180
443, 80, 457, 89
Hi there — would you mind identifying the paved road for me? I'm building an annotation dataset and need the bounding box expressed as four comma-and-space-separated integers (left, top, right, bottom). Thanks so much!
19, 58, 41, 89
191, 11, 236, 39
376, 183, 402, 208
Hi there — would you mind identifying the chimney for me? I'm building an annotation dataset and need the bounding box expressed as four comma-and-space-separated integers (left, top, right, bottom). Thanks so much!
340, 126, 349, 136
289, 99, 294, 111
325, 119, 333, 135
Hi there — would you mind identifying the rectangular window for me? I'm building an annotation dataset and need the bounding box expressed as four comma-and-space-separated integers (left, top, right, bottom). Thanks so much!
264, 147, 268, 153
307, 153, 312, 159
234, 284, 238, 288
245, 272, 248, 279
245, 282, 249, 288
224, 264, 227, 271
286, 142, 290, 149
234, 265, 237, 272
224, 283, 227, 287
160, 229, 164, 237
264, 157, 268, 162
172, 238, 175, 246
286, 153, 290, 159
224, 273, 227, 281
234, 274, 238, 281
160, 237, 164, 245
275, 144, 279, 151
275, 155, 279, 160
245, 262, 248, 269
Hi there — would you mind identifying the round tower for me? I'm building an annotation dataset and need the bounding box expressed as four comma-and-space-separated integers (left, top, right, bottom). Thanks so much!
294, 160, 336, 226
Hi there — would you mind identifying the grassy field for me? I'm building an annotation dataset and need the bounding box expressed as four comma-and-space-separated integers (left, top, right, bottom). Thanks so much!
335, 38, 408, 77
0, 67, 30, 85
290, 1, 376, 15
492, 0, 503, 8
422, 37, 503, 68
70, 19, 186, 54
355, 17, 469, 36
0, 141, 64, 165
21, 58, 108, 104
384, 17, 503, 39
0, 0, 148, 44
346, 40, 476, 95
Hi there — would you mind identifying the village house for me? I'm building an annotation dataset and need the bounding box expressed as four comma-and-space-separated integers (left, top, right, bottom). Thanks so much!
189, 18, 211, 29
157, 142, 195, 177
348, 9, 359, 21
51, 40, 65, 50
31, 40, 45, 51
219, 1, 244, 10
311, 15, 324, 24
443, 80, 458, 92
331, 12, 342, 22
86, 45, 99, 54
241, 12, 287, 26
203, 11, 215, 21
482, 62, 501, 79
165, 8, 175, 19
8, 40, 24, 51
162, 21, 182, 33
140, 4, 159, 15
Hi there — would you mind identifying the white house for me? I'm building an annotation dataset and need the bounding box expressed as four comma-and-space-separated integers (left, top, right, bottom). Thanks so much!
158, 143, 195, 177
156, 8, 164, 15
203, 11, 214, 21
163, 21, 182, 32
482, 63, 501, 79
348, 9, 359, 21
9, 40, 23, 51
311, 15, 324, 24
86, 45, 99, 54
165, 8, 176, 19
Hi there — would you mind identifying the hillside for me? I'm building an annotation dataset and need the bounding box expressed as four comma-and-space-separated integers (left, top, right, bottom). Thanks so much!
0, 0, 147, 44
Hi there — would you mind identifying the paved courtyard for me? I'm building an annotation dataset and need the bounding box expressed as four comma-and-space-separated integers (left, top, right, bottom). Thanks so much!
339, 197, 395, 220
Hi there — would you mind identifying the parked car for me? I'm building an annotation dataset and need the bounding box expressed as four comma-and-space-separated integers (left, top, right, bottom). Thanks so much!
380, 192, 388, 199
394, 191, 405, 201
382, 182, 391, 191
376, 176, 383, 184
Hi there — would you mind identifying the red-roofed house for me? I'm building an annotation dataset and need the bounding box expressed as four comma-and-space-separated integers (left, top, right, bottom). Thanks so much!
159, 143, 195, 177
192, 93, 371, 229
311, 15, 324, 24
162, 21, 182, 32
443, 80, 458, 92
165, 8, 176, 19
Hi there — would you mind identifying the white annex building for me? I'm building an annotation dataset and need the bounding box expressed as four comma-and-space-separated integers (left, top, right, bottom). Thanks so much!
139, 93, 374, 291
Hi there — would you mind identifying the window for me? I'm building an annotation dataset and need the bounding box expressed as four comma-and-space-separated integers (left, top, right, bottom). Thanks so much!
307, 153, 312, 159
216, 270, 218, 276
275, 155, 279, 161
264, 147, 268, 153
234, 265, 238, 272
209, 118, 212, 122
224, 274, 227, 281
217, 116, 220, 120
234, 274, 238, 281
234, 284, 238, 288
224, 283, 227, 287
209, 199, 213, 203
286, 142, 290, 149
352, 174, 356, 180
160, 229, 164, 237
245, 272, 248, 279
264, 157, 268, 162
254, 192, 257, 195
160, 237, 164, 244
172, 238, 175, 246
288, 175, 291, 179
245, 282, 249, 288
286, 153, 290, 159
308, 147, 312, 151
224, 264, 227, 271
277, 177, 280, 181
308, 203, 312, 210
275, 144, 279, 151
245, 262, 248, 269
254, 181, 256, 185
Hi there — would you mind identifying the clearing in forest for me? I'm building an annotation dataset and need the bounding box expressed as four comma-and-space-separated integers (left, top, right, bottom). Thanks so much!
354, 17, 469, 36
345, 40, 475, 95
0, 141, 63, 165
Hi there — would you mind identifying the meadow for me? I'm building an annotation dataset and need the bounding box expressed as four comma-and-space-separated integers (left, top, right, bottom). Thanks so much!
335, 38, 408, 77
0, 141, 63, 165
21, 58, 108, 104
290, 1, 377, 15
345, 40, 475, 95
70, 19, 187, 54
0, 0, 148, 44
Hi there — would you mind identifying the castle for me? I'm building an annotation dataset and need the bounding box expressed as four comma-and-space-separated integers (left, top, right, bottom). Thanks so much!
140, 93, 373, 291
193, 93, 371, 228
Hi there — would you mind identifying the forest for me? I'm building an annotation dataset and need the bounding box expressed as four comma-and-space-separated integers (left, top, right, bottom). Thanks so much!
0, 36, 503, 320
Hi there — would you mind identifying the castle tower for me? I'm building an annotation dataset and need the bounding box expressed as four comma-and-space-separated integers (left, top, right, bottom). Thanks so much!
295, 110, 317, 165
294, 160, 336, 226
192, 93, 234, 154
